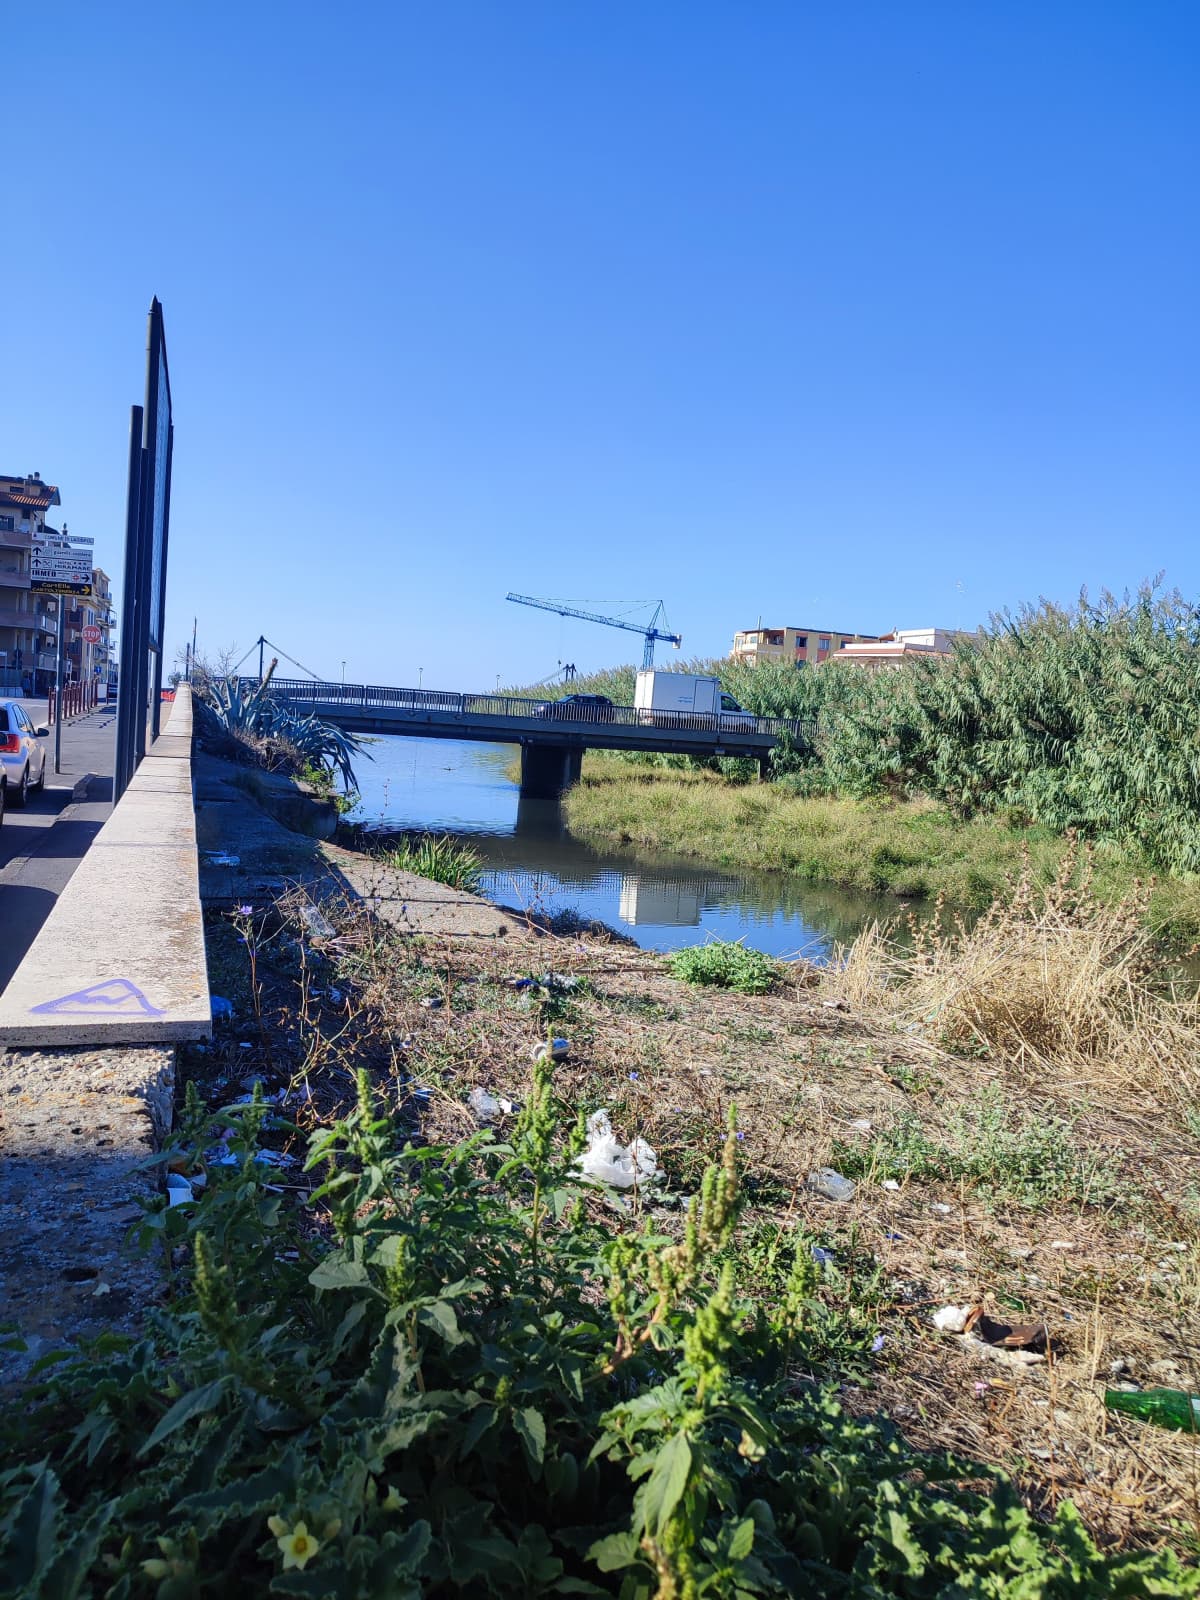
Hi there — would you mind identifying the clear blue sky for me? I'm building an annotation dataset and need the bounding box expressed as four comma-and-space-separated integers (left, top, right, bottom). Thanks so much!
4, 2, 1197, 688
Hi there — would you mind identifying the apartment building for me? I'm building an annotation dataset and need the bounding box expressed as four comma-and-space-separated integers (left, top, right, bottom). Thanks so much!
0, 472, 59, 692
731, 624, 879, 667
833, 627, 968, 667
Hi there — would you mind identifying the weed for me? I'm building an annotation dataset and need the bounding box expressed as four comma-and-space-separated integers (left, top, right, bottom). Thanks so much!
668, 939, 778, 995
380, 831, 483, 891
833, 1086, 1131, 1210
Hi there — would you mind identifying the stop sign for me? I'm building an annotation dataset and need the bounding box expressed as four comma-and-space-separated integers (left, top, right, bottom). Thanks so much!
81, 624, 102, 644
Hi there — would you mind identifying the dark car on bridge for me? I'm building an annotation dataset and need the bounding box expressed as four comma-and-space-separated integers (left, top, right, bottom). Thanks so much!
533, 693, 615, 721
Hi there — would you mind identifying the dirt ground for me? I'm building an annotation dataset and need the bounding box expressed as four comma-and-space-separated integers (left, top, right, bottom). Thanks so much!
180, 851, 1200, 1561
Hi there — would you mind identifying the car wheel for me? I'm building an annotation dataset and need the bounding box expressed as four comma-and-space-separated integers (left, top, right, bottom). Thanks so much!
0, 778, 6, 825
12, 766, 28, 808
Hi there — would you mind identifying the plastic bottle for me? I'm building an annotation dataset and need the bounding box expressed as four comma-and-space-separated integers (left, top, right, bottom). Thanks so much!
805, 1168, 856, 1202
1104, 1387, 1200, 1432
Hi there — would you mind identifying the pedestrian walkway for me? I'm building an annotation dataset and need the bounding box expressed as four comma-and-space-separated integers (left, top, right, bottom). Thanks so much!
0, 709, 117, 992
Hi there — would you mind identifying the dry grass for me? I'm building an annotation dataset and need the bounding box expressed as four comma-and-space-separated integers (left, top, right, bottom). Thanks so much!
183, 875, 1200, 1559
828, 841, 1200, 1115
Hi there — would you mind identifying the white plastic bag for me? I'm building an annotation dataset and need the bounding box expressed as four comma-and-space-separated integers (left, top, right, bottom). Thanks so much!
577, 1110, 657, 1190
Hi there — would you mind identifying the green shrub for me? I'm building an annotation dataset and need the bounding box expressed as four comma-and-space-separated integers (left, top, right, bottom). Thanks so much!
1, 1076, 1192, 1598
382, 833, 483, 892
668, 940, 778, 994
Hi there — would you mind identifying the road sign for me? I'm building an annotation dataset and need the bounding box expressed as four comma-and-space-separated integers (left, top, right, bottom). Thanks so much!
82, 625, 102, 644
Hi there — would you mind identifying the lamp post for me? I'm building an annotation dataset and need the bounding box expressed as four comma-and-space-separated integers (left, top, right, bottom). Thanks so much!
418, 666, 423, 691
341, 660, 346, 687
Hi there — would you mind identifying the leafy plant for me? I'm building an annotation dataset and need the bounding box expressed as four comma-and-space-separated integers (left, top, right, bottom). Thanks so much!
1, 1071, 1195, 1596
668, 940, 778, 995
381, 833, 483, 892
199, 674, 369, 792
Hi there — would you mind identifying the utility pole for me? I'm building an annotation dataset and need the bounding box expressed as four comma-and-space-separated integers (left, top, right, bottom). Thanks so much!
258, 635, 265, 683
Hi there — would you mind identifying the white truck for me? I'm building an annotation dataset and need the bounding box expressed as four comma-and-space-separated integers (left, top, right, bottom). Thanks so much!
634, 670, 755, 729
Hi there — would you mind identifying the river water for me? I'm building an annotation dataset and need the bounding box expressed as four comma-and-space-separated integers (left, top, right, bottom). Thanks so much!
347, 736, 899, 961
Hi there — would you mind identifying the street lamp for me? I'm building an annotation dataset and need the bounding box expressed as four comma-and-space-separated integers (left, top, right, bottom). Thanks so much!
341, 660, 346, 686
418, 666, 424, 691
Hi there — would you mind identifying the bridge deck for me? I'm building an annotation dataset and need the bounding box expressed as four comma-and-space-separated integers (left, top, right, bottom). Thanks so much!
262, 679, 815, 758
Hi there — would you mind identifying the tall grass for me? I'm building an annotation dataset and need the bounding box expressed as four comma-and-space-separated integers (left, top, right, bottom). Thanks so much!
380, 833, 483, 891
827, 842, 1200, 1114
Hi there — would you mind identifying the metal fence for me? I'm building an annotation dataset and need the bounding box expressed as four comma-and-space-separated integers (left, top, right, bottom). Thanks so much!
256, 678, 816, 744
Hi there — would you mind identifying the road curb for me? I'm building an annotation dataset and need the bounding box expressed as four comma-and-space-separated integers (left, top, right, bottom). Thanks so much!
70, 771, 95, 801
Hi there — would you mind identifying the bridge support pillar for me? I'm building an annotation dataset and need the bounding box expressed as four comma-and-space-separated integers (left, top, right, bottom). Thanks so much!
519, 744, 583, 799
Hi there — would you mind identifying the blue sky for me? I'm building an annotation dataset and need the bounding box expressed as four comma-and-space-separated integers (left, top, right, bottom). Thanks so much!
4, 2, 1197, 688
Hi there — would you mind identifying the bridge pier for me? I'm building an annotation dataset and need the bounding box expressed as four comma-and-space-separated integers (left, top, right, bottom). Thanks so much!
519, 744, 583, 799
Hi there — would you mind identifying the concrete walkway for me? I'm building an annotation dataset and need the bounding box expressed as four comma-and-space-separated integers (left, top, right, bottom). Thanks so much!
0, 709, 116, 994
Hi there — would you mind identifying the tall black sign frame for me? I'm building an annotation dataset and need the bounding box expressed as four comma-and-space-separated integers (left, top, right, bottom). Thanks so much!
115, 298, 173, 800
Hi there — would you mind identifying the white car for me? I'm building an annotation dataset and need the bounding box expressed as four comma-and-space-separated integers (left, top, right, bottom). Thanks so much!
0, 699, 49, 812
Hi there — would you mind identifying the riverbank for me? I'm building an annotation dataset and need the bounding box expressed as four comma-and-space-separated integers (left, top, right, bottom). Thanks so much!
8, 753, 1200, 1587
185, 880, 1200, 1561
564, 758, 1200, 942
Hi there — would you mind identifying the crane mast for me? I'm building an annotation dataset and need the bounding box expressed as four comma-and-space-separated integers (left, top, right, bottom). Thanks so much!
505, 593, 682, 670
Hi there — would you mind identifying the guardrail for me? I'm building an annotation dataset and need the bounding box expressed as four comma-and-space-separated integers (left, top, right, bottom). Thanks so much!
256, 677, 817, 744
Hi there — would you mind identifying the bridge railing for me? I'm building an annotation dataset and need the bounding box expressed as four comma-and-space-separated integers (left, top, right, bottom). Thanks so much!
258, 678, 816, 744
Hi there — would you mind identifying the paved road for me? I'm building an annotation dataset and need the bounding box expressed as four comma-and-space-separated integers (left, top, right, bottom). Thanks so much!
0, 708, 117, 992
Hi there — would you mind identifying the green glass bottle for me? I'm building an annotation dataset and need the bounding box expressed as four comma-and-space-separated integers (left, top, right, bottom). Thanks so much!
1105, 1388, 1200, 1432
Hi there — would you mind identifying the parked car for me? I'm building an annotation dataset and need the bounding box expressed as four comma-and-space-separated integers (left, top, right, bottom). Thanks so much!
0, 699, 49, 809
534, 693, 615, 721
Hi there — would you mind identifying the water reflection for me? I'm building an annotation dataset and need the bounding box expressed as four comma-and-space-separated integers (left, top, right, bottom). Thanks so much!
352, 735, 903, 959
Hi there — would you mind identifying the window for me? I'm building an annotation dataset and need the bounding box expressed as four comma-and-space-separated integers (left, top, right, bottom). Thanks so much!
0, 515, 13, 532
796, 635, 808, 649
819, 637, 830, 652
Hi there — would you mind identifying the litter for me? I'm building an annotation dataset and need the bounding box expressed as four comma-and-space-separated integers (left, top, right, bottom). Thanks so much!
881, 1178, 900, 1191
210, 996, 234, 1020
421, 996, 443, 1010
805, 1168, 856, 1203
531, 1037, 569, 1063
849, 1118, 872, 1132
1049, 1240, 1076, 1251
166, 1173, 194, 1206
299, 903, 336, 940
933, 1304, 974, 1333
577, 1110, 657, 1190
932, 1302, 1047, 1362
468, 1087, 520, 1123
930, 1202, 953, 1215
810, 1246, 835, 1267
1104, 1388, 1200, 1431
204, 852, 240, 866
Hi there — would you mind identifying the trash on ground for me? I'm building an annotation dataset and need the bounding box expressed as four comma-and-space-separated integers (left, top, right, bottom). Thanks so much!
805, 1168, 856, 1203
933, 1302, 1048, 1363
930, 1202, 953, 1215
810, 1245, 835, 1266
210, 995, 234, 1020
881, 1178, 900, 1190
933, 1304, 975, 1333
849, 1118, 872, 1132
468, 1087, 520, 1123
299, 902, 336, 940
577, 1110, 657, 1190
531, 1037, 569, 1063
1105, 1387, 1200, 1432
421, 995, 443, 1010
166, 1173, 194, 1206
821, 998, 849, 1012
1049, 1240, 1076, 1251
204, 852, 240, 866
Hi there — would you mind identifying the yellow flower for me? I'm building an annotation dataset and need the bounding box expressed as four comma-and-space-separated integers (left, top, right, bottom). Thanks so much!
267, 1515, 288, 1538
383, 1486, 405, 1512
275, 1520, 321, 1571
140, 1558, 170, 1580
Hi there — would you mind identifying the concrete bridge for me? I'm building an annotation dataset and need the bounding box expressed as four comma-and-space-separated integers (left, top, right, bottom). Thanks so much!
260, 678, 816, 795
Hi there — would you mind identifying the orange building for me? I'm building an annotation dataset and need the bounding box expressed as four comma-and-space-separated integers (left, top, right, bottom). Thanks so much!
731, 624, 879, 667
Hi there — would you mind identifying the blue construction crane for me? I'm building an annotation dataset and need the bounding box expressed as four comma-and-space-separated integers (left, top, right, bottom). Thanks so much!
506, 593, 682, 670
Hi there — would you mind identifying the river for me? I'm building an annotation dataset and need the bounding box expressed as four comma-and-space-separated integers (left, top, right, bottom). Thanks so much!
347, 736, 901, 961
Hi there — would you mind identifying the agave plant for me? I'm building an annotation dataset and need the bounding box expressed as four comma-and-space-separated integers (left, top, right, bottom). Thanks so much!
200, 675, 369, 792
